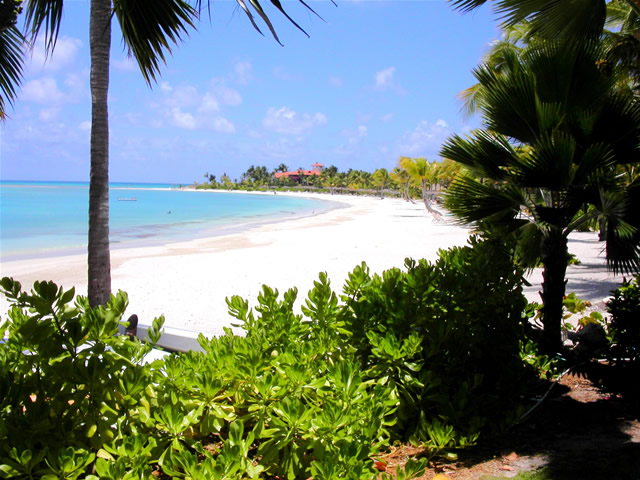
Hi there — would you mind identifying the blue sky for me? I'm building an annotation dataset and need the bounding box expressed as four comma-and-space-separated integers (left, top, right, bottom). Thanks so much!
0, 0, 501, 184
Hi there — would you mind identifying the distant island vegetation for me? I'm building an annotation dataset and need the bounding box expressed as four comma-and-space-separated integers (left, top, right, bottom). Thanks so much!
196, 157, 463, 200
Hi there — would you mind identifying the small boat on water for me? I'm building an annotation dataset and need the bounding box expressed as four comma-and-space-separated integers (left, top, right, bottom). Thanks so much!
117, 197, 137, 201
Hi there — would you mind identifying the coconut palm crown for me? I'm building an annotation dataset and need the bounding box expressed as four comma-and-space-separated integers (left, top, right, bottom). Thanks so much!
441, 40, 640, 353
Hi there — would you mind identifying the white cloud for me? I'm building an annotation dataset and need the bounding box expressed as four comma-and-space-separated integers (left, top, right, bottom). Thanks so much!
171, 108, 197, 129
28, 36, 82, 73
166, 85, 200, 108
342, 124, 368, 145
329, 75, 343, 87
39, 107, 60, 121
198, 93, 220, 113
262, 107, 328, 135
380, 113, 393, 122
156, 80, 240, 132
210, 117, 235, 133
397, 120, 451, 157
375, 67, 395, 88
234, 61, 253, 85
373, 66, 406, 94
209, 80, 242, 106
79, 121, 91, 131
64, 71, 86, 92
22, 77, 65, 104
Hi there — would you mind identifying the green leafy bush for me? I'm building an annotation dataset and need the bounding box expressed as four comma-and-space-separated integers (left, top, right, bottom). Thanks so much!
0, 236, 537, 479
606, 276, 640, 363
0, 278, 164, 479
337, 236, 533, 440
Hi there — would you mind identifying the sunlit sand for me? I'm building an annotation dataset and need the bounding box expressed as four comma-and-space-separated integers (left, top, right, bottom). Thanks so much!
0, 193, 626, 336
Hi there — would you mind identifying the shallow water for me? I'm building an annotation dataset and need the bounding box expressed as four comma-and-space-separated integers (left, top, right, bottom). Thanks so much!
0, 181, 341, 261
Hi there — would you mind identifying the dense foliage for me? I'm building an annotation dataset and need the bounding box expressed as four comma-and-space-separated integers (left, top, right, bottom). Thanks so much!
0, 238, 541, 479
442, 38, 640, 353
606, 275, 640, 363
197, 159, 462, 200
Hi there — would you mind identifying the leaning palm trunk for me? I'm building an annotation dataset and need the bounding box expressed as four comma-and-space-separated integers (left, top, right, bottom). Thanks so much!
539, 229, 569, 353
88, 0, 112, 306
405, 183, 415, 203
421, 180, 443, 220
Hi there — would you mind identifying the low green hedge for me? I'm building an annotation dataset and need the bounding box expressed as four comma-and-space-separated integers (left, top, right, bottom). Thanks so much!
0, 237, 539, 479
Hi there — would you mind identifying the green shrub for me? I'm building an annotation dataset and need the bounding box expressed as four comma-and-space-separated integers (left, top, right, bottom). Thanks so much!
606, 276, 640, 363
337, 236, 533, 440
0, 278, 164, 479
0, 236, 536, 479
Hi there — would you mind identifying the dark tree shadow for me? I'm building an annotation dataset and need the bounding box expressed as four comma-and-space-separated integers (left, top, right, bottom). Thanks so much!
454, 362, 640, 479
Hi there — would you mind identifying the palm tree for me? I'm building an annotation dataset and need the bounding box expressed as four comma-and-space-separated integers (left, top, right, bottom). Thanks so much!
442, 40, 640, 353
399, 156, 443, 219
390, 165, 414, 203
273, 163, 289, 174
18, 0, 326, 306
372, 168, 390, 194
458, 21, 532, 117
602, 0, 640, 94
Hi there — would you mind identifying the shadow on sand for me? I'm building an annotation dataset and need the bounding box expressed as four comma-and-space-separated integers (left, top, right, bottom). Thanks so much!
457, 362, 640, 479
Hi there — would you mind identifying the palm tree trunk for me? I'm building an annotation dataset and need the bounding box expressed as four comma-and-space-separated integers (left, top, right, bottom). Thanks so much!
404, 183, 414, 203
598, 216, 607, 241
421, 180, 443, 219
540, 229, 568, 353
88, 0, 112, 306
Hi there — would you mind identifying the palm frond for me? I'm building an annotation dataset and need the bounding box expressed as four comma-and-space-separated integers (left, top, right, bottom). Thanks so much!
440, 130, 518, 181
114, 0, 196, 85
448, 0, 490, 14
481, 71, 539, 142
573, 143, 618, 185
457, 83, 483, 117
23, 0, 63, 53
606, 178, 640, 274
194, 0, 334, 45
445, 175, 527, 227
514, 132, 576, 187
593, 94, 640, 163
0, 24, 24, 119
495, 0, 606, 39
605, 0, 638, 30
240, 0, 284, 44
524, 40, 611, 112
513, 221, 545, 268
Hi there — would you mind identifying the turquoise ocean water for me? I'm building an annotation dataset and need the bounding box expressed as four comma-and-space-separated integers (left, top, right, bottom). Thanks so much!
0, 181, 343, 261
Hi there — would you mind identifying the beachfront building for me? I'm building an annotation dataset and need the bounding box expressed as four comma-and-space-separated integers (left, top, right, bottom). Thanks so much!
274, 163, 324, 182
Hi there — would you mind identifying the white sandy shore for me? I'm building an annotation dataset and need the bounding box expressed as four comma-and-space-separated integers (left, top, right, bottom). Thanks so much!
0, 193, 629, 336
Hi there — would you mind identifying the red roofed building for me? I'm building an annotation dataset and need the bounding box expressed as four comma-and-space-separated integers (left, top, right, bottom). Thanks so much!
274, 163, 324, 181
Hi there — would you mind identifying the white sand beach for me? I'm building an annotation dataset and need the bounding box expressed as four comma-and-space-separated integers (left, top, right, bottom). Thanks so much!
0, 193, 629, 336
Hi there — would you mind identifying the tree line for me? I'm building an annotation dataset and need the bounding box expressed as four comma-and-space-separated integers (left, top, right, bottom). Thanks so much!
198, 157, 463, 198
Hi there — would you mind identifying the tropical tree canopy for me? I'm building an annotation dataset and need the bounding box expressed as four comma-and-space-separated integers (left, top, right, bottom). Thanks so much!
442, 39, 640, 352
